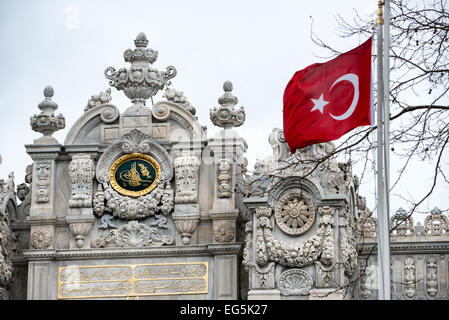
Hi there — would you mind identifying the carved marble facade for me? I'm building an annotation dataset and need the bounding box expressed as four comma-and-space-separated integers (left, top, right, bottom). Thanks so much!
1, 32, 449, 300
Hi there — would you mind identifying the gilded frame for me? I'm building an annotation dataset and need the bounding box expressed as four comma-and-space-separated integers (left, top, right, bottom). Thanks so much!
109, 153, 161, 197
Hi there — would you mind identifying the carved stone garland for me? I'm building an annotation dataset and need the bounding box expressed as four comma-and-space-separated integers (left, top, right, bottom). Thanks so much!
93, 181, 173, 223
255, 205, 335, 268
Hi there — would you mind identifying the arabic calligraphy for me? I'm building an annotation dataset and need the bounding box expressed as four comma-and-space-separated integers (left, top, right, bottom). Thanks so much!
57, 262, 208, 299
119, 162, 153, 187
109, 153, 160, 197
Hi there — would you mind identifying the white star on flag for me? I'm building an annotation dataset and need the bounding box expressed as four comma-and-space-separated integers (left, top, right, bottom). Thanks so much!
310, 93, 329, 114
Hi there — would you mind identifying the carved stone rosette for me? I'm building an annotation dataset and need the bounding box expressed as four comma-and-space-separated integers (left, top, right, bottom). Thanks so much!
69, 154, 95, 208
174, 153, 200, 204
274, 192, 316, 236
213, 221, 235, 243
30, 228, 52, 249
93, 220, 174, 248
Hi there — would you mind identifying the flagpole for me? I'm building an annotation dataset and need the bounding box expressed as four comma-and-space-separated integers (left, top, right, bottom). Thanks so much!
383, 0, 392, 296
376, 0, 391, 300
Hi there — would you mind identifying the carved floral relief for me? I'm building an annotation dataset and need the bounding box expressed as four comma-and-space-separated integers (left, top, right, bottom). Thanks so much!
213, 221, 235, 243
31, 228, 52, 249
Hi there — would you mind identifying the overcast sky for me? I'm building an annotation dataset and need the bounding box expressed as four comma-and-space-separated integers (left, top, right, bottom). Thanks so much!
0, 0, 447, 220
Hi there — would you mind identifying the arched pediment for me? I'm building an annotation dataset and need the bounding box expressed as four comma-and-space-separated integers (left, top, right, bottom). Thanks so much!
64, 104, 120, 145
152, 100, 206, 141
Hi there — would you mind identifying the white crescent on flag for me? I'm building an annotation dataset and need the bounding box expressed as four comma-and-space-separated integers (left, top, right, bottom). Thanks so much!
328, 73, 359, 121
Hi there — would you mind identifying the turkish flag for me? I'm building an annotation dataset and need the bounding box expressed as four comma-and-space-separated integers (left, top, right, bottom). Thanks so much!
283, 37, 373, 153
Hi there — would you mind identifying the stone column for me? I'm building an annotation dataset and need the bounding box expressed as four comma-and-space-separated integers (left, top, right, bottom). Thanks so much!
25, 86, 65, 300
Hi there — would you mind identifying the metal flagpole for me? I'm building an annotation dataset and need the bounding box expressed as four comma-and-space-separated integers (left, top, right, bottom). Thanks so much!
382, 0, 392, 300
376, 0, 391, 300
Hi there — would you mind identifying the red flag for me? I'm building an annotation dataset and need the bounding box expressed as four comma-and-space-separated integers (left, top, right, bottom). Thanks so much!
283, 37, 373, 153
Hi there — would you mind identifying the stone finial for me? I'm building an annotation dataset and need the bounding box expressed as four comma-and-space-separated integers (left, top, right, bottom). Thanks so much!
30, 86, 65, 144
134, 32, 149, 48
210, 81, 246, 129
104, 32, 177, 111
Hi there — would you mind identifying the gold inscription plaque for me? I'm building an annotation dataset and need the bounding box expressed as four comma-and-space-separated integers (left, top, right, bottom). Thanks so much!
57, 262, 208, 299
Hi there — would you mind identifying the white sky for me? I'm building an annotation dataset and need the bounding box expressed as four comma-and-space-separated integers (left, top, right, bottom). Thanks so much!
0, 0, 447, 220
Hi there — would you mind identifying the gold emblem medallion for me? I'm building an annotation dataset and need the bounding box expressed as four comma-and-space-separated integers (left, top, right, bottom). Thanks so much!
110, 153, 160, 197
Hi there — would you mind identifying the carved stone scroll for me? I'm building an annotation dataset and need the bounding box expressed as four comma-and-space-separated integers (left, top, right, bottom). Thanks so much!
404, 258, 416, 298
174, 153, 200, 204
69, 154, 95, 208
423, 207, 449, 236
426, 257, 438, 298
217, 159, 231, 198
35, 162, 51, 203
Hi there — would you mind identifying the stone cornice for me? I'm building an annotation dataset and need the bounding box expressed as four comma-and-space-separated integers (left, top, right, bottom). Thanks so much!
242, 197, 269, 209
25, 144, 63, 160
22, 243, 242, 261
210, 208, 239, 220
358, 241, 449, 255
27, 216, 68, 226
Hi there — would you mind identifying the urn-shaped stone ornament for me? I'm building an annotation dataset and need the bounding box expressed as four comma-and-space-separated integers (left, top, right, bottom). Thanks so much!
210, 81, 245, 129
30, 86, 65, 143
104, 32, 177, 111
